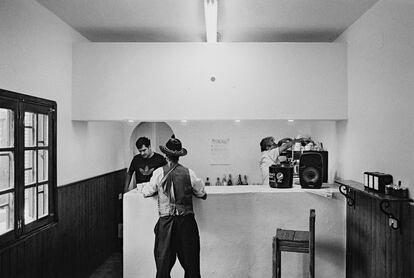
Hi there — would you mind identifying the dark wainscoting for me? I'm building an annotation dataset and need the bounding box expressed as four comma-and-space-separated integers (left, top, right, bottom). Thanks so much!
0, 169, 125, 278
346, 191, 414, 278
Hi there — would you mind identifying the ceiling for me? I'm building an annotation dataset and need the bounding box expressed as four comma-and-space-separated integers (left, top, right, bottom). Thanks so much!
36, 0, 379, 42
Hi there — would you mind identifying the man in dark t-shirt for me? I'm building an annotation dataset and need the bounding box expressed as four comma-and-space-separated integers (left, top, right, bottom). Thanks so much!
124, 137, 167, 193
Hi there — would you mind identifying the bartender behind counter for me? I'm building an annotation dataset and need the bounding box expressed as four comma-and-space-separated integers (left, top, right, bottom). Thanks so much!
259, 137, 297, 186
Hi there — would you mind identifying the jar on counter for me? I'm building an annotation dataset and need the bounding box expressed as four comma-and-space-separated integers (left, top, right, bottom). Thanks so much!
385, 184, 393, 195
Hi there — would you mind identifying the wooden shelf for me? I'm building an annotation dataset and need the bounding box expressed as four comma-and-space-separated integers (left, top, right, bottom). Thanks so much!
335, 179, 412, 202
335, 179, 413, 230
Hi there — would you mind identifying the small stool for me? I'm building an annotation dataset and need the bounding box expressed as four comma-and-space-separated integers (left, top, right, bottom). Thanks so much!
272, 209, 315, 278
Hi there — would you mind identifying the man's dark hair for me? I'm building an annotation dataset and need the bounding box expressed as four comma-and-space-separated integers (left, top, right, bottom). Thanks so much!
260, 137, 275, 152
166, 154, 179, 163
136, 137, 151, 149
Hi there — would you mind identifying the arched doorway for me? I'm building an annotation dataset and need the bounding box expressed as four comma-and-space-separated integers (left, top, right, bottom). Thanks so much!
129, 122, 174, 157
127, 122, 174, 188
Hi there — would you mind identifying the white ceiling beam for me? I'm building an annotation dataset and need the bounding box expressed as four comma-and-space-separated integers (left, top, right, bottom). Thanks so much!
204, 0, 218, 43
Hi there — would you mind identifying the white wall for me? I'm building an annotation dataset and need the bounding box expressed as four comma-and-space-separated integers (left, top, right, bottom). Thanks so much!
0, 0, 125, 185
124, 120, 338, 185
73, 43, 347, 121
335, 0, 414, 194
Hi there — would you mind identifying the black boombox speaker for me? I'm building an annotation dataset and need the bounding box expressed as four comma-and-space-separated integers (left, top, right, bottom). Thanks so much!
269, 165, 293, 188
303, 150, 328, 183
299, 152, 323, 189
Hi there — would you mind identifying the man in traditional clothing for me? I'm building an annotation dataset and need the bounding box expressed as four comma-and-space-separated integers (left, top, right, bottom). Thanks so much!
141, 136, 207, 278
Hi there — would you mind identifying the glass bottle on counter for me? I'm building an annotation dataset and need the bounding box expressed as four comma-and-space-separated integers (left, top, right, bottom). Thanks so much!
227, 174, 233, 186
222, 175, 227, 186
243, 175, 248, 185
215, 177, 222, 186
237, 174, 243, 185
205, 177, 211, 186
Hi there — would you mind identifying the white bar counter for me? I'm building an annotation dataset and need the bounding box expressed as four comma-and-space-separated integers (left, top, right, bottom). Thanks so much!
124, 185, 346, 278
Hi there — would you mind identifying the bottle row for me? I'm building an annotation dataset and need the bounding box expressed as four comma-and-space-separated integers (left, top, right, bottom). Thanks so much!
205, 174, 249, 186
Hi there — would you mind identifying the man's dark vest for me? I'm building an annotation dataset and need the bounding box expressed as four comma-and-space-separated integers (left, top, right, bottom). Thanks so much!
158, 164, 194, 216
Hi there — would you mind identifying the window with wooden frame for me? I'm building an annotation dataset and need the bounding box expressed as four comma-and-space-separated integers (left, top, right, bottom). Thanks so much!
0, 89, 57, 248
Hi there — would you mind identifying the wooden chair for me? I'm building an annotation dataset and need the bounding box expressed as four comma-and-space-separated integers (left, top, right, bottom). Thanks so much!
272, 209, 315, 278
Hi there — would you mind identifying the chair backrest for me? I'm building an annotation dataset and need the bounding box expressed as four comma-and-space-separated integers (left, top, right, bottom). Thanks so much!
309, 209, 316, 238
309, 209, 316, 277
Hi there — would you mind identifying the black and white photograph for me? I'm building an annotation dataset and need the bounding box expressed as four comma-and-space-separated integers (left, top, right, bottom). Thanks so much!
0, 0, 413, 277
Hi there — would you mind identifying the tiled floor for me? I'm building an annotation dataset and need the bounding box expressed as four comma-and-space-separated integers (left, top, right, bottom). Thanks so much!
89, 252, 123, 278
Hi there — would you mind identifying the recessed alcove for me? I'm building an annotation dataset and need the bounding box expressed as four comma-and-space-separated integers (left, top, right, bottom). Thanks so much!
125, 119, 338, 185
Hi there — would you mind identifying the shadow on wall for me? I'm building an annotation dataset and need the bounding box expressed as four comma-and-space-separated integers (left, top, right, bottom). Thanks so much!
316, 240, 347, 274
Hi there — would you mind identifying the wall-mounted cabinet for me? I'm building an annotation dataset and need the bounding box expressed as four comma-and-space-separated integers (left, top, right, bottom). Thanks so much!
335, 180, 414, 278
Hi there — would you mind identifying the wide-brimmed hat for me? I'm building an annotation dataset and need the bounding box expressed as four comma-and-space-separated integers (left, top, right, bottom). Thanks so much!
160, 137, 187, 156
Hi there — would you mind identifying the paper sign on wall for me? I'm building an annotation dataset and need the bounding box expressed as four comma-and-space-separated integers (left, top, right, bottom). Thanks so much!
210, 138, 230, 165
